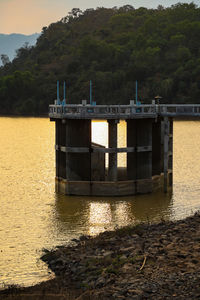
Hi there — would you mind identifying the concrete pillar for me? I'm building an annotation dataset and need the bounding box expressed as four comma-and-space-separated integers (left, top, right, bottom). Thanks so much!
127, 119, 152, 194
55, 119, 67, 179
59, 120, 66, 179
127, 120, 137, 180
163, 117, 169, 192
168, 119, 173, 186
66, 119, 91, 181
136, 119, 152, 181
152, 119, 162, 176
160, 121, 164, 173
55, 120, 60, 178
108, 120, 118, 181
91, 143, 105, 181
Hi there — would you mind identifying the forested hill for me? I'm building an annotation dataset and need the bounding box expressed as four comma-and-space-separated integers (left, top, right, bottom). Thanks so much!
0, 3, 200, 115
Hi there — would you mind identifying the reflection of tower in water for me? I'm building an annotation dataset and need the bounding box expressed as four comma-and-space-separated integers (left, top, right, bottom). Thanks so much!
128, 190, 173, 223
89, 203, 112, 235
54, 189, 172, 240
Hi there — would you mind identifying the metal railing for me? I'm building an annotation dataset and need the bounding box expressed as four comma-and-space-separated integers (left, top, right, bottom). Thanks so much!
49, 104, 156, 116
159, 104, 200, 116
49, 104, 200, 118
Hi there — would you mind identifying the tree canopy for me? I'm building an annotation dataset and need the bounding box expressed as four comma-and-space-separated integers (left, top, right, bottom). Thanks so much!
0, 3, 200, 115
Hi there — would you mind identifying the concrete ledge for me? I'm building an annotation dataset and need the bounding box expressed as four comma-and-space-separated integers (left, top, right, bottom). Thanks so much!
136, 178, 153, 194
152, 174, 163, 191
56, 145, 153, 153
55, 177, 159, 196
55, 178, 66, 194
50, 114, 157, 120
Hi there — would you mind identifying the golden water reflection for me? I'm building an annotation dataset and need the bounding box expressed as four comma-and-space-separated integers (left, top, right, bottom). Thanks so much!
55, 189, 172, 238
0, 118, 200, 288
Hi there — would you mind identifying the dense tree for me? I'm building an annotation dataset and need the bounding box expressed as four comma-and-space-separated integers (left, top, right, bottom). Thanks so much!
0, 3, 200, 115
1, 54, 10, 66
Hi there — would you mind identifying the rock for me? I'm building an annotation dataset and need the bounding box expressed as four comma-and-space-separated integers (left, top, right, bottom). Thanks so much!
119, 254, 127, 260
127, 288, 143, 295
95, 276, 106, 288
112, 292, 122, 298
102, 251, 113, 258
41, 251, 57, 263
79, 235, 90, 241
71, 238, 79, 243
120, 246, 135, 254
121, 263, 133, 273
131, 234, 139, 239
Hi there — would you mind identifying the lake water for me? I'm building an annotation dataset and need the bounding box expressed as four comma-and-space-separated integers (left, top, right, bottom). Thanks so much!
0, 117, 200, 287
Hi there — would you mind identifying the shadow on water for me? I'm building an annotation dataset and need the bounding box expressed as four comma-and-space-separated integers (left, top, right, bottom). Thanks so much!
54, 188, 173, 237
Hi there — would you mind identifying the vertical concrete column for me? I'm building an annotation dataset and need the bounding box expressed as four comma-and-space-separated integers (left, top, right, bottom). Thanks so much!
168, 119, 173, 186
55, 120, 60, 178
160, 121, 165, 173
55, 119, 67, 179
66, 119, 91, 181
163, 117, 169, 192
136, 119, 152, 181
59, 120, 66, 179
127, 119, 152, 193
108, 120, 118, 181
152, 119, 162, 176
127, 120, 137, 180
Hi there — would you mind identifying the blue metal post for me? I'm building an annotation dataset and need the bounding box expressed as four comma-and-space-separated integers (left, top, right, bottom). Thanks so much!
136, 80, 138, 105
63, 81, 66, 105
90, 80, 92, 105
57, 81, 60, 104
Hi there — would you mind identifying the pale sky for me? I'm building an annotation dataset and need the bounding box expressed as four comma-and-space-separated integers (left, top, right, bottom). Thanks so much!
0, 0, 199, 34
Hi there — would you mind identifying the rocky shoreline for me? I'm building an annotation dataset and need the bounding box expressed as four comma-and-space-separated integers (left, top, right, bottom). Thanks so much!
1, 212, 200, 299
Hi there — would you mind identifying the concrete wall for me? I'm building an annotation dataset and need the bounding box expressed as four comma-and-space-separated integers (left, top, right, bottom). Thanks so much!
127, 119, 153, 193
127, 120, 137, 180
65, 119, 91, 181
152, 119, 162, 176
91, 143, 105, 181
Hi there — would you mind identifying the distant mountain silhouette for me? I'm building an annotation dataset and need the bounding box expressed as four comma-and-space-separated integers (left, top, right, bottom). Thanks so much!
0, 33, 40, 65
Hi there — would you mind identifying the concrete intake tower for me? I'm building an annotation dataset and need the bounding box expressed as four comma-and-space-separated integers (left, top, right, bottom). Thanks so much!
49, 100, 198, 196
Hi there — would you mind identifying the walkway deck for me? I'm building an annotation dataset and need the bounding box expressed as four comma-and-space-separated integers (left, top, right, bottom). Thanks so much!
49, 104, 200, 120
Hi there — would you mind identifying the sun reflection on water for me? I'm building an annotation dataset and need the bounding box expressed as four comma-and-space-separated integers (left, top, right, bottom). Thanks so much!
89, 202, 112, 235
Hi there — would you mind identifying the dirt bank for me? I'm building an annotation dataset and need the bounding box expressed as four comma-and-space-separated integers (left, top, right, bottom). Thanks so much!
1, 212, 200, 299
